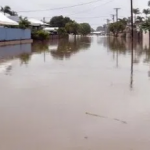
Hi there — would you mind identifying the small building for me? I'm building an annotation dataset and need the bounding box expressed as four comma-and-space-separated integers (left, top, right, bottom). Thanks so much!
43, 27, 59, 34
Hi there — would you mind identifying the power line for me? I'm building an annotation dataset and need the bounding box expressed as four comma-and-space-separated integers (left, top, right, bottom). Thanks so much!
69, 0, 114, 16
17, 0, 107, 13
21, 15, 110, 19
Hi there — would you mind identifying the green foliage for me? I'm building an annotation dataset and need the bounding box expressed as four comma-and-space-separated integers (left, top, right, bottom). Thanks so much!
57, 28, 67, 35
10, 11, 18, 16
133, 8, 140, 15
141, 20, 150, 31
65, 21, 79, 35
50, 16, 72, 27
136, 16, 144, 23
143, 9, 150, 17
32, 30, 49, 40
109, 21, 125, 37
0, 6, 11, 15
19, 17, 30, 29
118, 18, 128, 26
0, 6, 17, 16
78, 23, 91, 35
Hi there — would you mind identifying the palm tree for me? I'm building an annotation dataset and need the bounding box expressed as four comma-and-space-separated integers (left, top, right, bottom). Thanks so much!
143, 9, 150, 18
0, 6, 12, 15
19, 17, 31, 29
133, 8, 140, 22
10, 11, 18, 16
118, 18, 128, 26
136, 16, 144, 23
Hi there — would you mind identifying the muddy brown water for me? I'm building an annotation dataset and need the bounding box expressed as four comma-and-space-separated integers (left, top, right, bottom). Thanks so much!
1, 36, 150, 150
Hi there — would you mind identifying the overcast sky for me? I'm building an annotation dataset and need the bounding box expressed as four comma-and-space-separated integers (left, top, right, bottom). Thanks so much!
1, 0, 149, 29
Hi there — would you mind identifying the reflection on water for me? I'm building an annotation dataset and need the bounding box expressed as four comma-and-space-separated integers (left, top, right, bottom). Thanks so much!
1, 36, 150, 150
50, 36, 92, 60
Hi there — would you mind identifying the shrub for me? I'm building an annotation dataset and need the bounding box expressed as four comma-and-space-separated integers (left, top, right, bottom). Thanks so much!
32, 30, 49, 40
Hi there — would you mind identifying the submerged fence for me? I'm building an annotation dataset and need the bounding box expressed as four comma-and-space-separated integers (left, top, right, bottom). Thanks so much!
0, 28, 31, 41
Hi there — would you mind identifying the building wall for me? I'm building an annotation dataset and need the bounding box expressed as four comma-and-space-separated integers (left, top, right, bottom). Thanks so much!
0, 28, 31, 41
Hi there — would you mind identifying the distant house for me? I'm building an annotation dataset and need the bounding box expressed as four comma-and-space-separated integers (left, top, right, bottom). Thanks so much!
43, 27, 59, 34
8, 16, 48, 28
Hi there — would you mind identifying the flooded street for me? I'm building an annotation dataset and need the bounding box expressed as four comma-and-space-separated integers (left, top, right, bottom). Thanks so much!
1, 36, 150, 150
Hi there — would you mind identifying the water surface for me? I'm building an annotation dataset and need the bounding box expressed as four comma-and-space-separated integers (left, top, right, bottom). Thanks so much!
1, 36, 150, 150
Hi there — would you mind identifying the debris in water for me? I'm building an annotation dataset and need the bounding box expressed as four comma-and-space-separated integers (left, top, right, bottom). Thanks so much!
86, 112, 127, 124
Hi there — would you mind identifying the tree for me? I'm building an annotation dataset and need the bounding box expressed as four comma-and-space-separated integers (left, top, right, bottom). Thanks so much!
65, 21, 79, 35
118, 18, 128, 26
50, 16, 72, 27
109, 21, 125, 37
57, 28, 67, 35
10, 11, 18, 16
136, 16, 144, 24
141, 19, 150, 31
133, 8, 140, 22
143, 9, 150, 18
19, 17, 31, 29
96, 26, 104, 31
79, 23, 91, 35
0, 6, 12, 15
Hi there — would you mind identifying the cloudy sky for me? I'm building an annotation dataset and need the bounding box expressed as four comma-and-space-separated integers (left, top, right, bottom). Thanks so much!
1, 0, 149, 29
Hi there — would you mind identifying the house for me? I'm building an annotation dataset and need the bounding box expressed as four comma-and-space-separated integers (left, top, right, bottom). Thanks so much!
0, 13, 32, 46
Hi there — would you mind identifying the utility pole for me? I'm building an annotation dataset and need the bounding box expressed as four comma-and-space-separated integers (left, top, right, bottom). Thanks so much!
130, 0, 134, 39
43, 17, 45, 23
114, 8, 120, 22
106, 19, 110, 35
111, 14, 115, 23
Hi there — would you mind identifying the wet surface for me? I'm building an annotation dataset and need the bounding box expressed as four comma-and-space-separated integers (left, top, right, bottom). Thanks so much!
1, 36, 150, 150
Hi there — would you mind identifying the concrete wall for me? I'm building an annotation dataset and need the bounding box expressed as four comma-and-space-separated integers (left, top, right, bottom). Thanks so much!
0, 28, 31, 41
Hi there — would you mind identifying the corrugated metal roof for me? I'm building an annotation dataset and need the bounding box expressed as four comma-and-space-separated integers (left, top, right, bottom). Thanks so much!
0, 13, 19, 26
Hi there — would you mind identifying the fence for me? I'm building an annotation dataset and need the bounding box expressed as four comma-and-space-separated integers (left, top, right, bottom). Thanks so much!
0, 28, 31, 41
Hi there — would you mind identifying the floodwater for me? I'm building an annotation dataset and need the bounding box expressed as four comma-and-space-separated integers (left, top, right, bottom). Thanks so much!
0, 36, 150, 150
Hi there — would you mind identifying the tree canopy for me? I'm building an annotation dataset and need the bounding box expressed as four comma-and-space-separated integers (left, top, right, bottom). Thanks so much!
65, 21, 79, 35
79, 23, 91, 35
50, 16, 72, 27
19, 17, 31, 29
96, 26, 104, 31
143, 9, 150, 17
133, 8, 140, 15
0, 6, 18, 16
109, 21, 125, 37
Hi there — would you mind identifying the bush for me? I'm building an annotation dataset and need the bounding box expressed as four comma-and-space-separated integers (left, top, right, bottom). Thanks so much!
57, 27, 67, 35
32, 30, 49, 40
